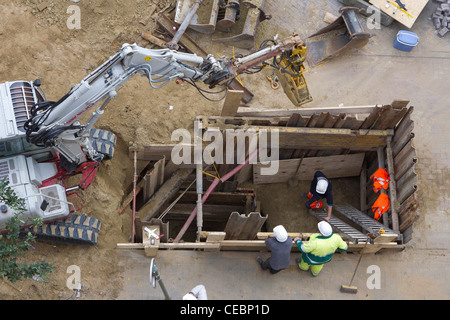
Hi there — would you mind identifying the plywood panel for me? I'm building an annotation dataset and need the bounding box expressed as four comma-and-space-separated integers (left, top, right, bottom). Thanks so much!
253, 153, 365, 184
369, 0, 428, 28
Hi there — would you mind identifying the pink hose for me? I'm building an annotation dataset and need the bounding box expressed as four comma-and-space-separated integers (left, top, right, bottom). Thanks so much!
173, 148, 259, 242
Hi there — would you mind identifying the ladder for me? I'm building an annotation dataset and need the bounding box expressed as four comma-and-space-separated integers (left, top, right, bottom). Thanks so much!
333, 205, 398, 239
308, 209, 368, 243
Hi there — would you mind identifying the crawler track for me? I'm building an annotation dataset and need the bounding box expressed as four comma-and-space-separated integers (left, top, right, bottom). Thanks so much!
21, 214, 101, 246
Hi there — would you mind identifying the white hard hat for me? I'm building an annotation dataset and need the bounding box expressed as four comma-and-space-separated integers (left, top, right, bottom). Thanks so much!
316, 179, 328, 194
183, 293, 197, 300
273, 225, 288, 242
318, 221, 332, 237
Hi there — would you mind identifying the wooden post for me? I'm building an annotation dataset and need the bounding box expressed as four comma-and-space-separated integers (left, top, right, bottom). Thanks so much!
131, 151, 137, 242
385, 137, 400, 232
360, 160, 367, 212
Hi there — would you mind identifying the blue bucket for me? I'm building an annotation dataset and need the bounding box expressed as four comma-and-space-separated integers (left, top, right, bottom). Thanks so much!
394, 31, 419, 52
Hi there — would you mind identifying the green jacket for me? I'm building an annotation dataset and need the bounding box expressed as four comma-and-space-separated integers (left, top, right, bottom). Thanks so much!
295, 233, 348, 265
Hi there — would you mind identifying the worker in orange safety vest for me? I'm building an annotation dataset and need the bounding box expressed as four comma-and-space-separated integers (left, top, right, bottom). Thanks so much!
370, 168, 390, 193
372, 193, 390, 220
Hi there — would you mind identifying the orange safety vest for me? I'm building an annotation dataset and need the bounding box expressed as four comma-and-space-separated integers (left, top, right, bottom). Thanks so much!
370, 168, 390, 193
372, 193, 390, 220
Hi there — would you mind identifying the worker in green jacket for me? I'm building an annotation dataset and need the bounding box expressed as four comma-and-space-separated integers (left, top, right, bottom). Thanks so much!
294, 221, 348, 277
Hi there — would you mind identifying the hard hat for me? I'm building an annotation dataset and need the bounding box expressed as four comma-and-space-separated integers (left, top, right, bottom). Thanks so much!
316, 178, 328, 194
183, 293, 197, 300
273, 225, 288, 242
318, 221, 332, 237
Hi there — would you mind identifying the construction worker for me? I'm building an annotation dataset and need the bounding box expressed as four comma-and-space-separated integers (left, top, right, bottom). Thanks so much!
304, 171, 333, 221
294, 221, 347, 277
183, 284, 208, 300
257, 225, 292, 274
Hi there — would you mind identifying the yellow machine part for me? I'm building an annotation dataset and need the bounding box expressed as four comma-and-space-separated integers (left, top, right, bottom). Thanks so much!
275, 43, 312, 107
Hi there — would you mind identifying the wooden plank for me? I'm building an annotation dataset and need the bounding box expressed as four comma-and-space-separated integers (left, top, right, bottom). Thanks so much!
135, 217, 169, 243
369, 0, 428, 28
205, 231, 225, 252
385, 138, 399, 232
206, 231, 226, 242
139, 168, 194, 221
253, 153, 365, 184
202, 126, 392, 150
360, 160, 367, 212
279, 113, 301, 160
117, 240, 401, 252
165, 204, 245, 220
392, 109, 414, 149
391, 100, 410, 109
143, 225, 160, 257
221, 90, 244, 116
174, 190, 254, 205
360, 106, 382, 129
130, 145, 180, 160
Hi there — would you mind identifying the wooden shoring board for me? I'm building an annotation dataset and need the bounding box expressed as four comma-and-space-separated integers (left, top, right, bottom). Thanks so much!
236, 105, 380, 117
215, 106, 408, 129
142, 156, 165, 203
202, 126, 393, 151
253, 153, 365, 184
173, 190, 254, 205
117, 239, 400, 252
139, 168, 195, 221
130, 145, 197, 164
369, 0, 428, 29
163, 204, 246, 221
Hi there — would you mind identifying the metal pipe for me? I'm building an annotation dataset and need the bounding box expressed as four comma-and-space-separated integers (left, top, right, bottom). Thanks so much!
155, 269, 171, 300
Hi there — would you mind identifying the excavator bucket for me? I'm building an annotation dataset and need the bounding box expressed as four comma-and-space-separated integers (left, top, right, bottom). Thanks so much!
305, 7, 371, 67
174, 0, 221, 34
214, 0, 271, 49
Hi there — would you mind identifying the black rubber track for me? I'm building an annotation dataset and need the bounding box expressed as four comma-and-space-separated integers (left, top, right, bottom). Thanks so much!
21, 214, 101, 246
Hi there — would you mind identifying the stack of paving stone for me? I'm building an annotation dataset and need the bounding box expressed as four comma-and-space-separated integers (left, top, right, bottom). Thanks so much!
432, 0, 450, 37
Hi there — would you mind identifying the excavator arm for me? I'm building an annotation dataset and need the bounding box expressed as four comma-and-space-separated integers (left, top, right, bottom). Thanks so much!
24, 34, 310, 172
